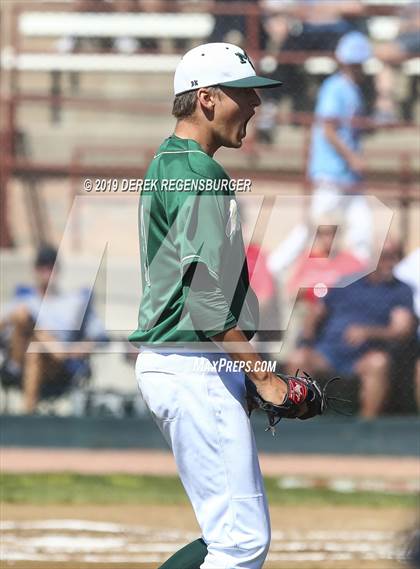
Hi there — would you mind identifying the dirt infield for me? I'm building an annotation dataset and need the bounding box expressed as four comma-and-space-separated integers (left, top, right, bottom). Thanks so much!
2, 448, 419, 479
1, 449, 418, 568
1, 503, 416, 569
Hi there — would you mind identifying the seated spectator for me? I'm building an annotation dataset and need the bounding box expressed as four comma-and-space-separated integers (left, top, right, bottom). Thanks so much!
287, 240, 416, 418
375, 2, 420, 65
394, 247, 420, 410
262, 0, 366, 52
208, 0, 267, 49
271, 220, 365, 361
0, 245, 107, 414
374, 2, 420, 121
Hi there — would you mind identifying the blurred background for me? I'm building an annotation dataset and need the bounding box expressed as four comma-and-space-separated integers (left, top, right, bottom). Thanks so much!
0, 2, 419, 567
0, 0, 418, 418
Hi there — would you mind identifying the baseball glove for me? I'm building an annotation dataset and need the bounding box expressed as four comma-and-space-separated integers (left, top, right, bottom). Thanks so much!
245, 372, 350, 435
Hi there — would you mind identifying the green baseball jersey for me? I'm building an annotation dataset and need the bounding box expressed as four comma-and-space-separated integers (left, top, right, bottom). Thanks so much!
129, 134, 258, 345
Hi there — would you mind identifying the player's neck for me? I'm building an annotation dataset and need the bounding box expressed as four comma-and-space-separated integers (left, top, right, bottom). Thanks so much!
340, 66, 362, 85
174, 121, 220, 157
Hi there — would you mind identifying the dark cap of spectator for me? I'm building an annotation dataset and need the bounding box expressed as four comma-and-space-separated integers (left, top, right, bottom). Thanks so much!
35, 245, 58, 268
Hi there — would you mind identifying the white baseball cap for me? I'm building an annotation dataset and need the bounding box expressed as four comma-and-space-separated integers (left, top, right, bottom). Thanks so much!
335, 31, 372, 65
174, 42, 282, 95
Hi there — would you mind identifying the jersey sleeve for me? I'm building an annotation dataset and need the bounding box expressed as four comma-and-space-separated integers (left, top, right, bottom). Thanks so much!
315, 78, 344, 120
183, 281, 237, 338
171, 187, 229, 281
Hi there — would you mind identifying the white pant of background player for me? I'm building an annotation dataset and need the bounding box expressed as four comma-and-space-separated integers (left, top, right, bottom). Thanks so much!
136, 350, 270, 569
269, 181, 373, 275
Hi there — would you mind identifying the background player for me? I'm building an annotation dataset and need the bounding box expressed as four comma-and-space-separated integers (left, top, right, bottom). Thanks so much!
269, 31, 373, 278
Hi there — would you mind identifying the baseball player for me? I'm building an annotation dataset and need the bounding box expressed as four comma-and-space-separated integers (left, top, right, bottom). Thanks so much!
269, 31, 373, 278
130, 43, 307, 569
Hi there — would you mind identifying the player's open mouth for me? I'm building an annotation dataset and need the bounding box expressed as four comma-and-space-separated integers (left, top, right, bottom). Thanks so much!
240, 114, 254, 138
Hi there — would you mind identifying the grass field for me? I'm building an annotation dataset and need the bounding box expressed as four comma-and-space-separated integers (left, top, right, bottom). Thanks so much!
1, 473, 417, 508
1, 473, 418, 569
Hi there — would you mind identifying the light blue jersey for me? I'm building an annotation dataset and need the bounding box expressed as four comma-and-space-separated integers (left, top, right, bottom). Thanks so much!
308, 72, 364, 186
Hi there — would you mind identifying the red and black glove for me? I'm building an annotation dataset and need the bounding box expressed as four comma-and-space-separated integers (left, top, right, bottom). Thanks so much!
246, 373, 349, 434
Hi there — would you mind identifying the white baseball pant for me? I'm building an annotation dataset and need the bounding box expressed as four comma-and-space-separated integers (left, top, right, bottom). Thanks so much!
136, 349, 271, 569
268, 181, 372, 276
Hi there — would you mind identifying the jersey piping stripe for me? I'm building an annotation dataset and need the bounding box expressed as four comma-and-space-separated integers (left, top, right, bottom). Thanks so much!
153, 150, 208, 159
181, 255, 219, 280
181, 254, 203, 263
140, 203, 150, 286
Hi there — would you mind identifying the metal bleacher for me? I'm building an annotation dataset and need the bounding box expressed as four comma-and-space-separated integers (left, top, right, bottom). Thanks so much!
3, 7, 419, 76
0, 0, 419, 251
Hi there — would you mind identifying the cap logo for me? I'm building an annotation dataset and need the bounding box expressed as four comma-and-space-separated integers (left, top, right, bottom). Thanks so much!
235, 51, 255, 71
191, 80, 198, 87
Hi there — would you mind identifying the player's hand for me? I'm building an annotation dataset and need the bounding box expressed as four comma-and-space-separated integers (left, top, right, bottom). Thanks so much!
251, 374, 308, 418
252, 372, 287, 406
345, 325, 370, 346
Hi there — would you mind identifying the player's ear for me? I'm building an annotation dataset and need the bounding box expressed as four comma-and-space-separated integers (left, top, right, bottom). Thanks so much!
196, 87, 218, 111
